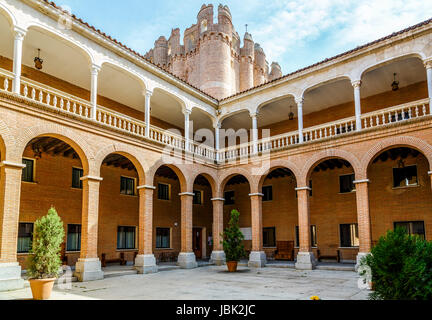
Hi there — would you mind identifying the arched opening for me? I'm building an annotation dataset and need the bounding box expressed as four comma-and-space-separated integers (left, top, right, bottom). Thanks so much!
259, 167, 298, 263
221, 174, 251, 259
307, 157, 358, 265
191, 174, 214, 260
98, 153, 141, 268
191, 109, 215, 148
220, 110, 251, 150
152, 165, 184, 265
367, 146, 432, 245
151, 88, 186, 134
18, 136, 87, 269
0, 10, 14, 73
361, 56, 428, 114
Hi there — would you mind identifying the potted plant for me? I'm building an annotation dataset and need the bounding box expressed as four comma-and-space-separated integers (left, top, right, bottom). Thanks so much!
27, 207, 65, 300
221, 209, 246, 272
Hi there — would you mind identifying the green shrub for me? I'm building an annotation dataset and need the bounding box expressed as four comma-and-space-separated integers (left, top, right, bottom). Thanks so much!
360, 227, 432, 300
221, 209, 246, 262
27, 207, 65, 280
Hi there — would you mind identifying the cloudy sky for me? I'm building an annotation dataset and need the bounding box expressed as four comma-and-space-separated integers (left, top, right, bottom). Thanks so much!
57, 0, 432, 74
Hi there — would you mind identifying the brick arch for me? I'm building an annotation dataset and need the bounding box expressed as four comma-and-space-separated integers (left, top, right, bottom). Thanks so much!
146, 159, 189, 194
0, 118, 15, 162
188, 168, 218, 198
360, 136, 432, 179
298, 149, 362, 187
254, 159, 301, 192
217, 167, 253, 197
14, 123, 94, 175
93, 144, 147, 185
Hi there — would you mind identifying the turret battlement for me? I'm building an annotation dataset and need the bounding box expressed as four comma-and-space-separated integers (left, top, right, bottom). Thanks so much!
144, 3, 282, 99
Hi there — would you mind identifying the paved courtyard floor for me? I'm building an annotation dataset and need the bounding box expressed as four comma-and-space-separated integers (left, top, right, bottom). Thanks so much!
0, 266, 370, 300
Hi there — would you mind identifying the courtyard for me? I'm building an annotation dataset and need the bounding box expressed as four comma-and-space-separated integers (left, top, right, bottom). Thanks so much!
0, 266, 369, 300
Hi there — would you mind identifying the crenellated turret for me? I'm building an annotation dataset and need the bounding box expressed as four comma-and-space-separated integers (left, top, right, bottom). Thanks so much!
168, 28, 182, 56
269, 62, 282, 81
198, 4, 214, 34
240, 32, 254, 91
254, 43, 266, 86
154, 36, 168, 66
217, 4, 233, 36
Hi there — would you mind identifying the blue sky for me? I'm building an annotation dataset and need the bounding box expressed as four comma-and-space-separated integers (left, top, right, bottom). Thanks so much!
57, 0, 432, 74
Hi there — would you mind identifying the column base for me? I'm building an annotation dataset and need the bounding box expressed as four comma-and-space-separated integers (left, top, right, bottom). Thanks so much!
135, 254, 158, 274
177, 252, 198, 269
74, 258, 104, 282
248, 251, 267, 268
355, 252, 370, 272
210, 251, 226, 266
295, 252, 317, 270
0, 263, 24, 292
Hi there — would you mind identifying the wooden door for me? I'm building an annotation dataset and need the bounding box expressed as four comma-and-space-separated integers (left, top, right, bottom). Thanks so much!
193, 228, 203, 259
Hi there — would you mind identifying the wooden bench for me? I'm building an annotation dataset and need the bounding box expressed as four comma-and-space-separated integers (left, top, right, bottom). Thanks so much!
274, 241, 295, 261
317, 249, 341, 263
101, 252, 127, 267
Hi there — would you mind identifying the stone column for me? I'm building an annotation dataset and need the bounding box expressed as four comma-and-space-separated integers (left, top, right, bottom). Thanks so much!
210, 198, 226, 265
214, 123, 221, 163
135, 185, 158, 274
90, 64, 101, 120
12, 28, 26, 94
0, 161, 25, 291
250, 112, 258, 154
295, 187, 316, 270
296, 98, 304, 143
144, 90, 152, 138
425, 60, 432, 114
354, 179, 372, 270
248, 193, 266, 268
183, 109, 192, 152
178, 192, 197, 269
352, 80, 362, 131
74, 176, 104, 282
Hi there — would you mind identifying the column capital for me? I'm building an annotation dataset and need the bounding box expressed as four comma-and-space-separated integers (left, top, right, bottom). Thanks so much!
353, 179, 370, 184
249, 111, 258, 118
91, 64, 101, 75
137, 185, 156, 190
352, 80, 362, 88
144, 89, 153, 97
427, 171, 432, 176
80, 175, 103, 182
211, 197, 225, 201
0, 161, 26, 169
182, 108, 192, 116
295, 97, 304, 106
249, 193, 264, 197
424, 59, 432, 69
13, 27, 26, 40
179, 192, 195, 197
295, 186, 311, 191
213, 121, 222, 129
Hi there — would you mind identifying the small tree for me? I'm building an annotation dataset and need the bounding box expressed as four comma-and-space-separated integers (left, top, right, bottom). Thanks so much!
360, 227, 432, 300
221, 209, 246, 262
27, 207, 65, 280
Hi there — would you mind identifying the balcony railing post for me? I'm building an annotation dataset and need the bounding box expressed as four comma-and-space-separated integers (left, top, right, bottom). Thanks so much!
295, 97, 304, 143
12, 27, 26, 94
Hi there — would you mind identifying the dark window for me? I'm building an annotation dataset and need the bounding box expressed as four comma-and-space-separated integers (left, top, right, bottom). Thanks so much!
158, 183, 170, 200
295, 225, 317, 247
17, 223, 33, 253
262, 186, 273, 202
339, 174, 355, 193
117, 226, 136, 250
394, 221, 425, 240
156, 228, 171, 249
309, 180, 313, 197
120, 176, 135, 196
193, 190, 202, 205
263, 227, 276, 247
340, 224, 359, 247
22, 159, 34, 182
72, 168, 83, 189
393, 165, 418, 188
66, 224, 81, 252
224, 191, 235, 205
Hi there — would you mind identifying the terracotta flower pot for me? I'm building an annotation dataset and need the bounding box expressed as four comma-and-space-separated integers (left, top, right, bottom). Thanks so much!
227, 261, 238, 272
29, 278, 56, 300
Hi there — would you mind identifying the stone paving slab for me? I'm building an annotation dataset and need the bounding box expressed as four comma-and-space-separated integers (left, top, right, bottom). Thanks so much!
0, 266, 370, 300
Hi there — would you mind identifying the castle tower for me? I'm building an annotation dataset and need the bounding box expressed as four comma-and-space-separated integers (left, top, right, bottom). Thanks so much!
240, 32, 254, 92
145, 4, 282, 99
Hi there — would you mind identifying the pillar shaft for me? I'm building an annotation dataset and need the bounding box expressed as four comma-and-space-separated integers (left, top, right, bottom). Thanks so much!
352, 80, 362, 130
12, 29, 25, 94
180, 193, 194, 253
184, 110, 191, 152
90, 65, 100, 120
425, 62, 432, 114
145, 90, 152, 137
296, 98, 304, 143
296, 188, 311, 252
250, 194, 263, 252
80, 177, 102, 259
212, 199, 224, 251
138, 187, 155, 255
251, 113, 258, 154
354, 180, 372, 253
0, 162, 25, 263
